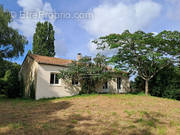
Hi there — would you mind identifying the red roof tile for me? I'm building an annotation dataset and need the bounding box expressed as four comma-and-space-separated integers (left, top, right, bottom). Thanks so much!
27, 53, 128, 74
29, 54, 72, 66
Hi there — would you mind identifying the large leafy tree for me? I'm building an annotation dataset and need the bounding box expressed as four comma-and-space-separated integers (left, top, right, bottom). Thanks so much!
0, 60, 14, 93
58, 54, 113, 94
0, 60, 14, 78
0, 6, 27, 60
33, 21, 55, 57
93, 30, 180, 95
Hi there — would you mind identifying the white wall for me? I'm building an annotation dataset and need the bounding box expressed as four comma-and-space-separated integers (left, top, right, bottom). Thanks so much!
36, 64, 80, 100
105, 78, 130, 94
35, 63, 130, 100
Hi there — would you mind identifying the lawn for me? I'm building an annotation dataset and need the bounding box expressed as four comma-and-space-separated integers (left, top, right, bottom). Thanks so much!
0, 94, 180, 135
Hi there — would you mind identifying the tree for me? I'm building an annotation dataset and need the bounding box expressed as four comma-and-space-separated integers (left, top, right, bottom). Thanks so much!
132, 64, 180, 100
58, 54, 113, 94
93, 30, 180, 95
0, 6, 28, 60
33, 21, 55, 57
3, 63, 21, 98
0, 60, 14, 78
0, 6, 27, 95
133, 64, 180, 93
149, 64, 180, 97
0, 60, 15, 94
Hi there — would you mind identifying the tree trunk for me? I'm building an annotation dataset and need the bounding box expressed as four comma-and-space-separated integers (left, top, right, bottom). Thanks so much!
145, 79, 149, 96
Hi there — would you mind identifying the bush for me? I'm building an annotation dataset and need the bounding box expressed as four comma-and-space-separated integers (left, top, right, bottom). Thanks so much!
162, 89, 180, 100
174, 89, 180, 100
0, 60, 14, 78
162, 89, 176, 99
130, 79, 144, 93
0, 60, 15, 95
132, 64, 180, 100
3, 63, 21, 98
0, 78, 5, 94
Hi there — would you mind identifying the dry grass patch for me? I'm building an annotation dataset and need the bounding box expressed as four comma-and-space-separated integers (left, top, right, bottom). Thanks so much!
0, 94, 180, 135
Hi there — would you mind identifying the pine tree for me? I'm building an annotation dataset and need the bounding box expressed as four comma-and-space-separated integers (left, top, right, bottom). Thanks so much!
33, 21, 55, 57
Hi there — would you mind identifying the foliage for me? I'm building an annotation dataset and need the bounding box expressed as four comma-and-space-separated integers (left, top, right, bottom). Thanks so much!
58, 54, 113, 94
19, 74, 25, 97
132, 65, 180, 100
173, 89, 180, 100
0, 78, 5, 94
0, 6, 27, 60
3, 63, 21, 98
0, 59, 14, 78
0, 60, 25, 97
30, 81, 35, 99
0, 6, 27, 96
93, 30, 180, 95
130, 77, 144, 93
33, 21, 55, 57
0, 60, 16, 94
150, 65, 180, 97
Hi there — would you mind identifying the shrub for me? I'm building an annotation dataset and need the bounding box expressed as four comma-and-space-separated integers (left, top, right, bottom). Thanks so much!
132, 64, 180, 100
173, 89, 180, 100
162, 89, 176, 99
0, 78, 5, 94
3, 64, 21, 98
0, 60, 14, 78
162, 89, 180, 100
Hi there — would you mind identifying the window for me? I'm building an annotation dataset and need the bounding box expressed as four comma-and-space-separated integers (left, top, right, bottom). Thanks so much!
117, 77, 121, 89
50, 73, 59, 84
72, 78, 78, 85
103, 81, 108, 89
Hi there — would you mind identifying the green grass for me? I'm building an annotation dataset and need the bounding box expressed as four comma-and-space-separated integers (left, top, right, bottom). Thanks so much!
157, 126, 167, 135
71, 120, 78, 124
124, 110, 136, 117
112, 112, 117, 116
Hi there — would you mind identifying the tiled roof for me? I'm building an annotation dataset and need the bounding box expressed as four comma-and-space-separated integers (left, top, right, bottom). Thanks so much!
27, 53, 128, 74
29, 54, 72, 66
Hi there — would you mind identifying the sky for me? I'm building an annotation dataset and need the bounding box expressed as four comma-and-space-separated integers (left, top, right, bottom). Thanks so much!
1, 0, 180, 64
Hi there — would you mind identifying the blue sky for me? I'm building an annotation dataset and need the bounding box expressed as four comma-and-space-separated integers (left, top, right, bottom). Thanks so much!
1, 0, 180, 64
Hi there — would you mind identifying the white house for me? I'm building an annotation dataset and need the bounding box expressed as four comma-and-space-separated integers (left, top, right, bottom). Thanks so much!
19, 53, 130, 100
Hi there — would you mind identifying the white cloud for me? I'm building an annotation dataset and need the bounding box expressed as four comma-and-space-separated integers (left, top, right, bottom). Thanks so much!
88, 40, 117, 56
84, 0, 161, 37
17, 0, 43, 11
11, 0, 67, 56
11, 18, 41, 38
84, 0, 161, 55
11, 0, 57, 38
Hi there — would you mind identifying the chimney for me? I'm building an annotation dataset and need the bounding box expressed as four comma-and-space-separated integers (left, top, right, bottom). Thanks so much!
77, 53, 82, 61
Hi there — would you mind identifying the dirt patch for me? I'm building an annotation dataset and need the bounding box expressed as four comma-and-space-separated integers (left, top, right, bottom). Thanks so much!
0, 94, 180, 135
